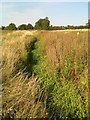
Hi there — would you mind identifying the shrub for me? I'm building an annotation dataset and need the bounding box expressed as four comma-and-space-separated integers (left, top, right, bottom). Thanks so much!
5, 23, 17, 30
18, 24, 27, 30
35, 17, 50, 30
26, 24, 33, 30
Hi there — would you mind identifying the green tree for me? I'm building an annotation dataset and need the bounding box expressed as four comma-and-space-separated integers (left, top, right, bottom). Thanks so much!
1, 26, 5, 30
35, 17, 50, 30
88, 19, 90, 28
67, 25, 74, 29
5, 23, 17, 30
18, 24, 27, 30
26, 24, 33, 30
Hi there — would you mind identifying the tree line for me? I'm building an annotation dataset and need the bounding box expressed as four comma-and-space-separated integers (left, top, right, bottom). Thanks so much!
1, 17, 90, 30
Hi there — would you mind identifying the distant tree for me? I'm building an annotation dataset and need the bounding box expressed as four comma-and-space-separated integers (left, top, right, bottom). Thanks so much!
76, 25, 86, 29
49, 25, 65, 30
88, 19, 90, 28
35, 17, 50, 30
1, 26, 5, 30
66, 25, 74, 29
26, 24, 33, 30
85, 23, 88, 28
5, 23, 17, 30
18, 24, 27, 30
49, 25, 53, 30
45, 17, 49, 20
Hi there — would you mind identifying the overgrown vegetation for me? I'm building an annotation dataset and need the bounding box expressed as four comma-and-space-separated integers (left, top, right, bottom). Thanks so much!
2, 30, 88, 119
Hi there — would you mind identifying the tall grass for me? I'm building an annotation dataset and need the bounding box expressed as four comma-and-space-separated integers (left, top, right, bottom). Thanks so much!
38, 30, 88, 119
2, 30, 88, 119
2, 31, 47, 118
40, 31, 87, 86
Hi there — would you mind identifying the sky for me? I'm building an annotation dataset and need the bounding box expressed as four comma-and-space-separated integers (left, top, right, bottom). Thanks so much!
0, 1, 89, 27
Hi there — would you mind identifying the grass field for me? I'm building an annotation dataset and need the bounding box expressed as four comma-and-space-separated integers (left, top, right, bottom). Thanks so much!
2, 29, 88, 119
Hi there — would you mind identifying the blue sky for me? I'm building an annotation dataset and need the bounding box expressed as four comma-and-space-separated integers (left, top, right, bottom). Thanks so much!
1, 2, 89, 27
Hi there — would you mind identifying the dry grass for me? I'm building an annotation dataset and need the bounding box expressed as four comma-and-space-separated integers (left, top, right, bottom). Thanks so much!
39, 30, 88, 103
2, 31, 38, 77
3, 72, 47, 118
2, 30, 47, 118
40, 30, 88, 76
2, 29, 88, 119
